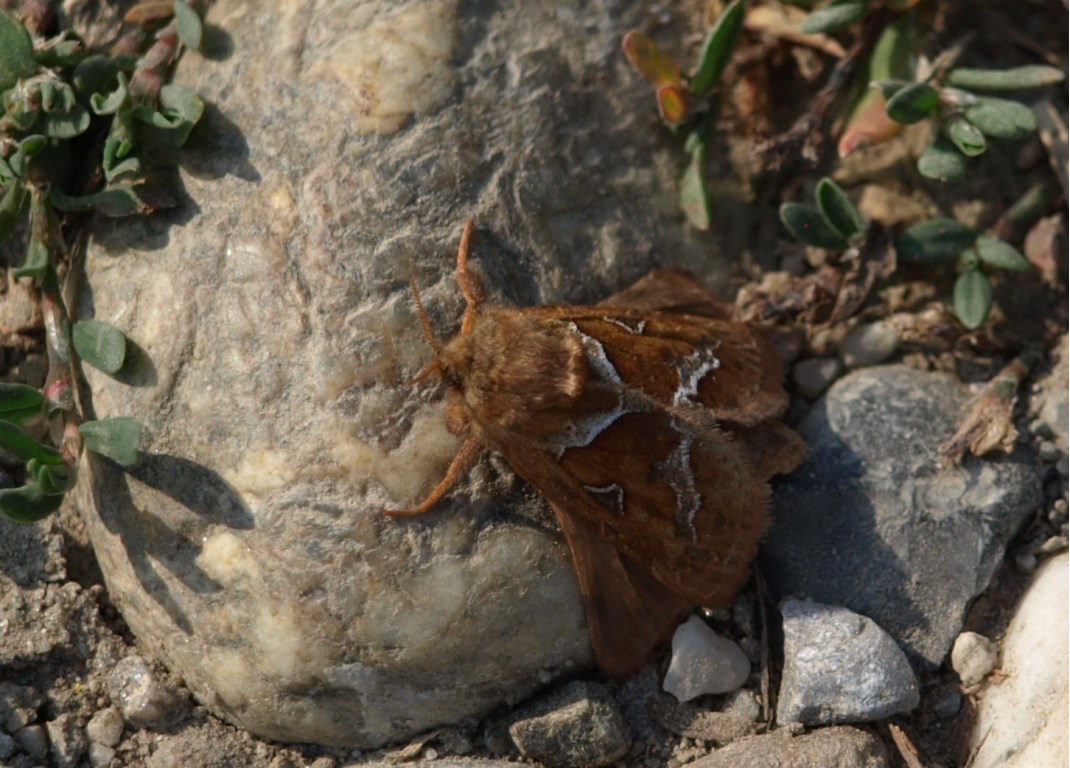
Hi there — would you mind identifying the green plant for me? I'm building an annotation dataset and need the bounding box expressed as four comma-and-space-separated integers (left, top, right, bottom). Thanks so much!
779, 178, 1031, 330
622, 0, 745, 230
0, 2, 207, 522
895, 218, 1030, 329
876, 64, 1064, 182
779, 176, 866, 250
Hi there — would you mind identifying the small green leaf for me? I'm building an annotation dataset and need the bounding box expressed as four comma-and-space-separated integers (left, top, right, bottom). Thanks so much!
0, 420, 63, 465
779, 203, 848, 249
33, 31, 87, 68
0, 182, 28, 244
0, 10, 37, 90
0, 481, 64, 523
953, 268, 992, 329
689, 0, 744, 96
90, 71, 129, 115
174, 0, 203, 51
679, 137, 710, 231
964, 98, 1037, 140
158, 83, 205, 145
917, 135, 968, 183
947, 65, 1066, 91
73, 53, 135, 100
80, 418, 142, 467
13, 236, 49, 280
974, 235, 1030, 271
39, 102, 90, 139
29, 459, 74, 495
885, 81, 941, 124
0, 383, 44, 414
897, 218, 977, 264
73, 320, 128, 374
50, 184, 153, 217
815, 177, 864, 240
799, 0, 868, 34
947, 115, 987, 157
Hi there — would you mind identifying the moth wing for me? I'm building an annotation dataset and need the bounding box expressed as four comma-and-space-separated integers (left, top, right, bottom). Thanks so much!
527, 305, 788, 426
552, 498, 690, 678
597, 268, 734, 319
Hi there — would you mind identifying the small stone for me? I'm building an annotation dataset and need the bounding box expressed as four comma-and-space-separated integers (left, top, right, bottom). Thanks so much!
0, 730, 16, 759
88, 742, 117, 768
777, 599, 919, 725
1038, 440, 1063, 462
86, 706, 125, 747
792, 357, 843, 400
931, 686, 963, 719
47, 713, 88, 768
839, 322, 900, 369
0, 683, 43, 732
722, 690, 761, 722
13, 724, 49, 759
1016, 553, 1039, 572
508, 681, 631, 768
951, 632, 998, 687
662, 616, 751, 702
108, 655, 187, 730
687, 725, 890, 767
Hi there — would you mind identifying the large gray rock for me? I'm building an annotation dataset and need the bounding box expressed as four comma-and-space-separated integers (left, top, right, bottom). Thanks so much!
763, 366, 1042, 668
71, 0, 735, 750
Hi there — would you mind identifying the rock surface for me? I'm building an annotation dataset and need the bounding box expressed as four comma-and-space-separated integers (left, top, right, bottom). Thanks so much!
689, 725, 889, 768
69, 0, 736, 748
950, 631, 998, 687
776, 600, 919, 725
969, 553, 1068, 768
763, 365, 1042, 668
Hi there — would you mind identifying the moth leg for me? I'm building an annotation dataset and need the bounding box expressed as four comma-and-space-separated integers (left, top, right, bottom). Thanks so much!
455, 218, 485, 335
382, 433, 483, 518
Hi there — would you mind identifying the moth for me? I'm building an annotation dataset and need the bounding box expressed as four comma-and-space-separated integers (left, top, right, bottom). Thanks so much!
386, 219, 804, 678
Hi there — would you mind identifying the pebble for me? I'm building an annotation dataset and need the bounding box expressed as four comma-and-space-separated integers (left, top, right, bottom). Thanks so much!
792, 357, 843, 400
688, 725, 890, 767
777, 599, 919, 725
662, 616, 751, 702
46, 713, 87, 768
931, 685, 963, 719
508, 681, 631, 768
0, 683, 43, 732
13, 724, 48, 759
0, 730, 16, 759
951, 633, 998, 687
86, 706, 125, 747
88, 742, 117, 768
1038, 440, 1062, 462
108, 655, 186, 730
839, 322, 900, 368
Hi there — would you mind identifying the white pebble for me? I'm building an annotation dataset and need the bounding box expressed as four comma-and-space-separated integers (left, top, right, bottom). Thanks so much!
662, 615, 751, 702
951, 631, 998, 686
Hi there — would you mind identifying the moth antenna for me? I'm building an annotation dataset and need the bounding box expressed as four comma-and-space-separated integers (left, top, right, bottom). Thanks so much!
410, 278, 442, 357
456, 218, 485, 336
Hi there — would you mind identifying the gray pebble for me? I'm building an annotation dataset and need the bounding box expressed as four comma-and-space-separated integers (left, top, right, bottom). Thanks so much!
0, 730, 16, 759
108, 656, 187, 730
792, 357, 843, 400
13, 724, 48, 759
777, 599, 919, 726
839, 322, 900, 369
88, 742, 116, 768
86, 706, 124, 747
931, 686, 963, 719
46, 713, 87, 768
508, 681, 631, 767
1038, 440, 1063, 462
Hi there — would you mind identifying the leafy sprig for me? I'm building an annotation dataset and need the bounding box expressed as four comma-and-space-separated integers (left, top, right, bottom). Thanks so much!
0, 1, 207, 522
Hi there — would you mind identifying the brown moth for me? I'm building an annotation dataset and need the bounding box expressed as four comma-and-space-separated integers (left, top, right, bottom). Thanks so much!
386, 219, 805, 678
